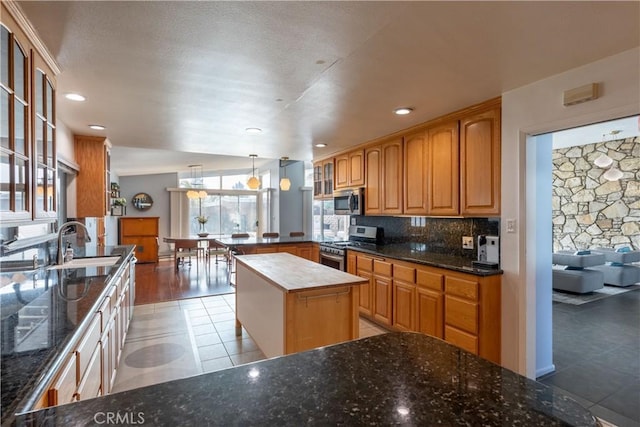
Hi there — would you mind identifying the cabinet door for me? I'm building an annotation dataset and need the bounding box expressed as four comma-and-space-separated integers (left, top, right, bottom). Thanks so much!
101, 329, 110, 395
296, 245, 312, 261
313, 162, 323, 198
381, 139, 403, 214
416, 287, 443, 338
120, 217, 158, 236
49, 354, 78, 406
349, 149, 365, 187
364, 147, 381, 214
427, 121, 459, 216
322, 160, 333, 197
393, 280, 415, 331
346, 252, 357, 274
403, 130, 428, 214
122, 236, 158, 263
460, 107, 501, 216
75, 135, 108, 218
334, 154, 349, 189
373, 275, 392, 325
356, 269, 373, 316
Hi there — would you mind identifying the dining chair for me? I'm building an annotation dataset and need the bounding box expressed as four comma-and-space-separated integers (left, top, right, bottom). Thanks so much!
262, 232, 279, 238
173, 239, 204, 270
206, 239, 228, 265
289, 231, 304, 237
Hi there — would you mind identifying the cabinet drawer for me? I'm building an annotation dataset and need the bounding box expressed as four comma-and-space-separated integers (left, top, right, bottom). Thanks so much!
393, 264, 415, 283
120, 218, 157, 236
445, 276, 478, 301
445, 325, 478, 355
373, 260, 392, 277
49, 354, 77, 406
357, 256, 373, 272
417, 269, 443, 291
445, 295, 478, 334
76, 315, 101, 379
76, 346, 101, 401
106, 285, 118, 313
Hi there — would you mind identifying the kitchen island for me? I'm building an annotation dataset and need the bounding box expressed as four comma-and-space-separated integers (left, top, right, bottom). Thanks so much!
234, 252, 367, 357
14, 332, 597, 426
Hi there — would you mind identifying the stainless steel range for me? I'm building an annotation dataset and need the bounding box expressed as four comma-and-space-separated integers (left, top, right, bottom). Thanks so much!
319, 225, 383, 271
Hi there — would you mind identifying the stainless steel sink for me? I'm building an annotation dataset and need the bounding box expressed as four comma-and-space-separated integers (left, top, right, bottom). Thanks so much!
47, 256, 121, 270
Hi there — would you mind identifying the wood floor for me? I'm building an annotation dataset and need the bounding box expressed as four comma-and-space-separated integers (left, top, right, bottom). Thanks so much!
134, 257, 234, 305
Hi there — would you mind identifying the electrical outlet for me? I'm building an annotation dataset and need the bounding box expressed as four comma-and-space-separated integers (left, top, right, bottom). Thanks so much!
351, 218, 356, 225
462, 236, 473, 249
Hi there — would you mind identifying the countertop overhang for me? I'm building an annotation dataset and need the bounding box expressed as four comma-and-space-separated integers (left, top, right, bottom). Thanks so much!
14, 332, 596, 426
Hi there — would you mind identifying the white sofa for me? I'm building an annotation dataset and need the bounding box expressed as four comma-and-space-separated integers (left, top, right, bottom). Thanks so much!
552, 251, 605, 294
590, 248, 640, 287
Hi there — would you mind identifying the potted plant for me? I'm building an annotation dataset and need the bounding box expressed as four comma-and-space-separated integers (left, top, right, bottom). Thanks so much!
111, 197, 127, 216
196, 215, 208, 237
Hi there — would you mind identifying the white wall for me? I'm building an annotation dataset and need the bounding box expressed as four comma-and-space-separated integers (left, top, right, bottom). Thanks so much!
501, 47, 640, 377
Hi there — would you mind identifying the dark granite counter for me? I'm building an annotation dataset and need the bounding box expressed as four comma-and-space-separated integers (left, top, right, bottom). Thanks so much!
14, 332, 595, 426
0, 245, 135, 425
215, 235, 313, 247
347, 242, 503, 276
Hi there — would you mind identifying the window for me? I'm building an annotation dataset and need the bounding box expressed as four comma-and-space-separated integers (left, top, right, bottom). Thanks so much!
187, 193, 258, 236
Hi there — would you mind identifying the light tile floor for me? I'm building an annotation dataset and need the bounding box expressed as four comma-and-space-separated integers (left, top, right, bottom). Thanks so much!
112, 295, 388, 393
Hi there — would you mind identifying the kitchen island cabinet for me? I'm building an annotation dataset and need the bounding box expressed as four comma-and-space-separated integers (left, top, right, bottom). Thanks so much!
14, 333, 597, 427
234, 253, 367, 357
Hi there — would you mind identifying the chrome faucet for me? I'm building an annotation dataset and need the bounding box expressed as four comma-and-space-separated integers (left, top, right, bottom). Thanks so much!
57, 221, 92, 265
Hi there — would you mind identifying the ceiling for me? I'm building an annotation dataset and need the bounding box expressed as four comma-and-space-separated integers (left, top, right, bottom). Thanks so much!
15, 1, 640, 176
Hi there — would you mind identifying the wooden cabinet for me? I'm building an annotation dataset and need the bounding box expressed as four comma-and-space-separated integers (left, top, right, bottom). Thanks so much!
427, 120, 460, 215
75, 135, 111, 218
350, 252, 501, 364
392, 264, 416, 331
237, 243, 315, 261
0, 12, 57, 223
119, 217, 159, 263
460, 106, 501, 216
415, 268, 444, 339
365, 138, 403, 215
403, 129, 428, 214
335, 149, 365, 189
45, 256, 135, 407
313, 160, 334, 198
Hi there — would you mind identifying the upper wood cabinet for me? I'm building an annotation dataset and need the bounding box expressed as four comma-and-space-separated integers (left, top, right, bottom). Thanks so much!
313, 160, 334, 199
75, 135, 110, 218
403, 129, 428, 214
460, 106, 501, 216
427, 120, 459, 216
365, 138, 403, 215
335, 149, 364, 190
0, 10, 58, 223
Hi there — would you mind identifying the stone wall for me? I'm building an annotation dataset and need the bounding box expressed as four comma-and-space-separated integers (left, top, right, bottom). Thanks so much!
552, 136, 639, 252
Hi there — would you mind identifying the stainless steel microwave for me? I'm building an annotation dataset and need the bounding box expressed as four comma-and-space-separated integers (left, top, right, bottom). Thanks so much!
333, 188, 364, 215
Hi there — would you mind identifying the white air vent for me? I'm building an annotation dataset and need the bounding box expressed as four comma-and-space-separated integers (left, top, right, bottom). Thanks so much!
563, 83, 599, 106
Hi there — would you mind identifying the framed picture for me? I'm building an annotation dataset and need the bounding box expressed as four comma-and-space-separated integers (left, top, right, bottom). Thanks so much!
111, 205, 125, 216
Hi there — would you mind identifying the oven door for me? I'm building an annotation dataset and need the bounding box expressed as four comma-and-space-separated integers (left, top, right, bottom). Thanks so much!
319, 251, 345, 271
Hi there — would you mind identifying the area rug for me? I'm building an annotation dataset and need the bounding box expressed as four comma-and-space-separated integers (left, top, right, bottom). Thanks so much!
552, 284, 640, 305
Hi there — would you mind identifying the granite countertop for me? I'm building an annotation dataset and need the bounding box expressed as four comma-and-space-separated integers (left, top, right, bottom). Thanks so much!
235, 252, 367, 292
215, 235, 313, 246
347, 242, 503, 276
14, 332, 596, 426
0, 245, 135, 424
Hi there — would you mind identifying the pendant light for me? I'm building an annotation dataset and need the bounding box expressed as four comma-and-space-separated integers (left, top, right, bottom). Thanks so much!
596, 130, 624, 181
279, 157, 291, 191
247, 154, 260, 190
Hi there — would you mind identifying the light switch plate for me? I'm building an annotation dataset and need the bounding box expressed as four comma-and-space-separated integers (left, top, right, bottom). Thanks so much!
462, 236, 473, 249
351, 218, 356, 225
506, 219, 516, 233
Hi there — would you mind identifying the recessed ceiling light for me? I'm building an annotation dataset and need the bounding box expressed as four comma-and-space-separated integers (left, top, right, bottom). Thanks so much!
315, 143, 327, 148
245, 127, 262, 134
394, 107, 413, 115
89, 124, 105, 130
65, 93, 86, 102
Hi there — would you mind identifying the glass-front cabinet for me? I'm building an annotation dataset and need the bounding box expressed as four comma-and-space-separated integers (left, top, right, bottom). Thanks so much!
0, 8, 57, 224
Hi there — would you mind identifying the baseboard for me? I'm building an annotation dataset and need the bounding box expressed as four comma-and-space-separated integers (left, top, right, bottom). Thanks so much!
536, 364, 556, 378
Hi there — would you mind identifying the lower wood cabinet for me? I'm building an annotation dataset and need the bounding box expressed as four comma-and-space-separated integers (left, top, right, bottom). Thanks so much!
239, 243, 315, 261
43, 257, 135, 408
349, 251, 501, 364
119, 217, 159, 263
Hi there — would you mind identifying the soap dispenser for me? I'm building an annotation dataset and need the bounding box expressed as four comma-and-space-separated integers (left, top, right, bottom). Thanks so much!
64, 243, 74, 263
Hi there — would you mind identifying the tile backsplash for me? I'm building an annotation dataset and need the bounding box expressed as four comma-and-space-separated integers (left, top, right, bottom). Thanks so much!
353, 215, 500, 259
